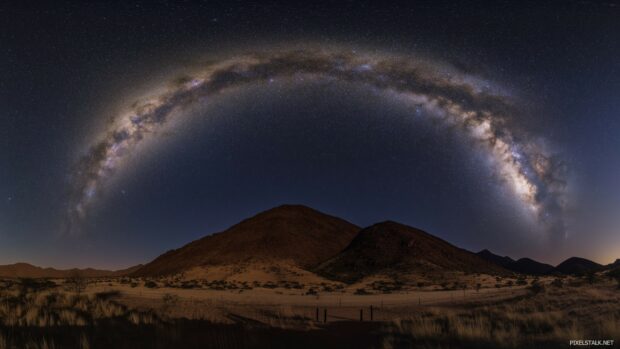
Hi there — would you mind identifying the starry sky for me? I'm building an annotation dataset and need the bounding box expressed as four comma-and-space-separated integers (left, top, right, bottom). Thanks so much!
1, 1, 619, 269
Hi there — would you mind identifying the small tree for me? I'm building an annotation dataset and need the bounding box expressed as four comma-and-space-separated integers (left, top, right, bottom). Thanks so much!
66, 271, 87, 294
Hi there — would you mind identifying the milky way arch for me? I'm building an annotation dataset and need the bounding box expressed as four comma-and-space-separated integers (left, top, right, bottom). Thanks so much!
66, 48, 567, 235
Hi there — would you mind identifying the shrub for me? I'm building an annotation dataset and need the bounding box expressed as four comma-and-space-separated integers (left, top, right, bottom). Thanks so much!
65, 272, 87, 293
607, 268, 620, 288
162, 293, 179, 305
528, 281, 545, 294
584, 272, 598, 284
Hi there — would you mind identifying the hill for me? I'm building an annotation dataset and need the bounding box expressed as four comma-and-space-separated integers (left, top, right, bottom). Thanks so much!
556, 257, 602, 275
510, 258, 557, 275
134, 205, 359, 277
476, 250, 558, 275
0, 263, 140, 279
476, 249, 516, 269
315, 221, 506, 283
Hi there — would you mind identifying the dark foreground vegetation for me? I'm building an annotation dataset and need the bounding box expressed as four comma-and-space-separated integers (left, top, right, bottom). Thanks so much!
1, 275, 619, 348
1, 321, 390, 349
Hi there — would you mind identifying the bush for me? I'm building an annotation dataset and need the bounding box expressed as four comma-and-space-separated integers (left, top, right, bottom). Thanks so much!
584, 272, 598, 284
354, 288, 370, 295
551, 278, 563, 288
144, 281, 158, 288
162, 293, 179, 305
528, 281, 545, 294
607, 268, 620, 288
65, 272, 87, 293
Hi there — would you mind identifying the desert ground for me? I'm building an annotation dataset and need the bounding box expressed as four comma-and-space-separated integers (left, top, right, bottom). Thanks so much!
1, 271, 618, 349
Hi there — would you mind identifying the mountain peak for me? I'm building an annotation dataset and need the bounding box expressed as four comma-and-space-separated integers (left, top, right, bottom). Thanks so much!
134, 205, 360, 276
316, 221, 506, 283
556, 257, 602, 274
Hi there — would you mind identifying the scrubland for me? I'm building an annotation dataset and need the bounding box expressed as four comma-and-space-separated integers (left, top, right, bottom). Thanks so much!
0, 272, 618, 348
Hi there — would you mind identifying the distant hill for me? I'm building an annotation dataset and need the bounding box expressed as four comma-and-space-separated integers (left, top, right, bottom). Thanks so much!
133, 205, 359, 277
476, 250, 557, 275
111, 264, 144, 276
0, 263, 141, 279
556, 257, 602, 275
315, 221, 507, 283
511, 258, 557, 275
5, 204, 610, 280
476, 249, 516, 269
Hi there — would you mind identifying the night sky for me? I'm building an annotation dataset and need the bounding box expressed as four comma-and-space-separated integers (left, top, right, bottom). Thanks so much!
2, 1, 619, 269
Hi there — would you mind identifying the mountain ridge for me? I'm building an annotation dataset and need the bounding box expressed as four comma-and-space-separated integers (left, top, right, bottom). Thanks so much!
0, 263, 142, 279
133, 204, 360, 277
316, 221, 507, 283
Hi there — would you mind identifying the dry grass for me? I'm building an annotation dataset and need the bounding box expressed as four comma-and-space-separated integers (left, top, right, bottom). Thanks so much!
381, 283, 620, 348
1, 277, 618, 348
0, 281, 158, 349
0, 289, 155, 328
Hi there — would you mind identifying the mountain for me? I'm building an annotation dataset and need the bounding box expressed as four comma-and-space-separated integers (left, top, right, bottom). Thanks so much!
511, 258, 557, 275
315, 221, 507, 283
476, 250, 557, 275
111, 264, 144, 276
556, 257, 602, 275
0, 263, 140, 279
476, 249, 516, 269
134, 205, 360, 277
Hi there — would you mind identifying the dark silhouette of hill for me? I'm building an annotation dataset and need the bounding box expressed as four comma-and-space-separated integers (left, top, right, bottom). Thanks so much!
0, 263, 142, 279
477, 250, 558, 275
476, 249, 516, 269
315, 221, 507, 283
134, 205, 359, 276
556, 257, 603, 275
511, 258, 557, 275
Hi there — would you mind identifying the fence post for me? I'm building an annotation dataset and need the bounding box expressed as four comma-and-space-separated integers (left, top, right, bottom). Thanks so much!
323, 308, 327, 323
360, 308, 363, 321
315, 307, 319, 322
